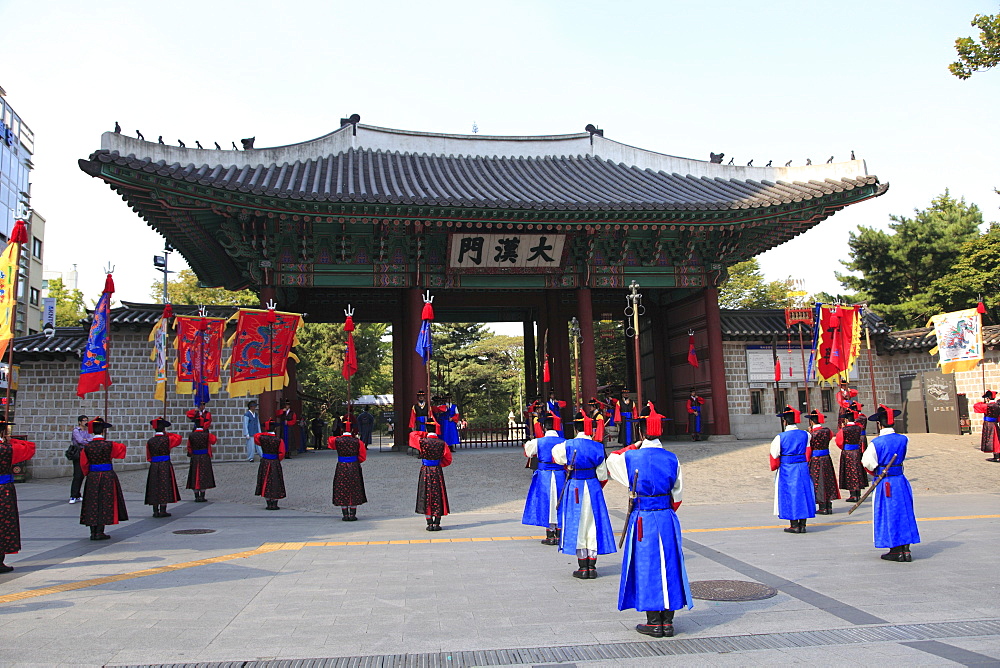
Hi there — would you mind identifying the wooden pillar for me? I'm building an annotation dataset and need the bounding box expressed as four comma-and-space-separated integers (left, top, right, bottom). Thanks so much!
523, 317, 536, 405
259, 284, 278, 426
704, 286, 731, 435
650, 297, 674, 433
392, 291, 409, 451
547, 291, 572, 430
578, 287, 597, 406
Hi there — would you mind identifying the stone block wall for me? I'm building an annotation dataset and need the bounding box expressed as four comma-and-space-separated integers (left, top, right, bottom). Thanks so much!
17, 327, 267, 479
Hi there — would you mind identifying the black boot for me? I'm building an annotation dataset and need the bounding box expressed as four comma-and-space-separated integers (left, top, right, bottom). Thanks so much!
661, 610, 675, 637
899, 544, 912, 562
554, 527, 561, 544
541, 529, 558, 545
348, 507, 358, 522
587, 557, 598, 579
573, 558, 589, 579
881, 545, 902, 561
847, 491, 860, 503
636, 611, 664, 638
152, 505, 162, 518
194, 490, 206, 502
342, 507, 351, 522
160, 504, 171, 518
431, 515, 442, 531
94, 525, 110, 540
426, 516, 435, 531
89, 525, 100, 541
798, 519, 808, 533
0, 558, 11, 574
784, 521, 798, 534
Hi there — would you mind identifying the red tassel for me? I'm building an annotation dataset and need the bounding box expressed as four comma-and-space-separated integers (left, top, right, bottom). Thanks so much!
978, 301, 987, 315
103, 274, 115, 295
637, 517, 643, 542
421, 302, 434, 321
884, 480, 891, 497
774, 358, 782, 382
543, 358, 551, 383
9, 219, 28, 245
344, 315, 355, 332
161, 304, 173, 319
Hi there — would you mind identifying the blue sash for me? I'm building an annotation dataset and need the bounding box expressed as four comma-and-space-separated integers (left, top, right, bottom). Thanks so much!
90, 463, 112, 472
422, 459, 440, 466
338, 456, 358, 463
150, 455, 170, 463
876, 464, 904, 477
985, 417, 998, 423
843, 444, 860, 451
572, 467, 597, 480
262, 453, 278, 460
635, 494, 674, 511
782, 454, 807, 464
192, 449, 208, 455
537, 461, 564, 471
811, 449, 830, 457
0, 474, 12, 484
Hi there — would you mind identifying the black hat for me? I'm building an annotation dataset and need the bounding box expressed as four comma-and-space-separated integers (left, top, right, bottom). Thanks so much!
984, 390, 997, 401
416, 389, 426, 395
776, 406, 801, 424
805, 410, 825, 424
868, 404, 901, 426
88, 417, 113, 433
150, 417, 172, 431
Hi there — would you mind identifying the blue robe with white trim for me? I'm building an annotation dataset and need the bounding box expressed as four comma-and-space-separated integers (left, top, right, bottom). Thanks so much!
557, 437, 616, 555
774, 429, 816, 520
618, 447, 693, 612
868, 432, 920, 548
521, 435, 566, 528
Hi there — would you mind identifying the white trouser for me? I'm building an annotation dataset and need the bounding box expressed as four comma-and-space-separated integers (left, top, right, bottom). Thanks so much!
245, 436, 262, 460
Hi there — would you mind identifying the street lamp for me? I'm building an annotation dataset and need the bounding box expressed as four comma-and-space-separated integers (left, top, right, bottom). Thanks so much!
153, 242, 174, 303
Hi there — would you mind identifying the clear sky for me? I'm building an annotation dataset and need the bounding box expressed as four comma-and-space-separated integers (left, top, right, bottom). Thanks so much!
0, 0, 997, 310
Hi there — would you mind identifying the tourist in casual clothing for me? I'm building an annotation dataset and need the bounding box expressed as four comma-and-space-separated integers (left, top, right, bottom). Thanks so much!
243, 400, 261, 462
806, 410, 839, 514
69, 414, 92, 503
329, 419, 367, 520
255, 419, 287, 510
521, 417, 566, 545
770, 406, 815, 534
145, 418, 182, 518
607, 403, 692, 638
553, 424, 616, 579
414, 420, 452, 531
0, 422, 35, 573
310, 413, 326, 450
186, 414, 217, 502
862, 405, 920, 562
79, 418, 128, 541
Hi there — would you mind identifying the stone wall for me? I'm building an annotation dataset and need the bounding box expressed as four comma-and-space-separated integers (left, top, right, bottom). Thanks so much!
17, 326, 267, 479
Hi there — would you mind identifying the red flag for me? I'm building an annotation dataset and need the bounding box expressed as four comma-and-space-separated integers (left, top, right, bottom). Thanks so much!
774, 358, 782, 382
687, 333, 699, 367
543, 357, 551, 383
227, 308, 302, 396
342, 314, 358, 380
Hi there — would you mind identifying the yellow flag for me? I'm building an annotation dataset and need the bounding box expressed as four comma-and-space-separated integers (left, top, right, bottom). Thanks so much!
929, 308, 983, 374
0, 234, 23, 361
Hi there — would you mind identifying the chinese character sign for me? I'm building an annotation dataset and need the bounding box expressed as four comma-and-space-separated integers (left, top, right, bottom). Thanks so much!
449, 234, 565, 270
929, 308, 982, 374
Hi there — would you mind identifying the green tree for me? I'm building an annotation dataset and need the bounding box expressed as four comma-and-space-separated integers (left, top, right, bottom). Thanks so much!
837, 191, 983, 328
151, 269, 258, 306
718, 259, 795, 309
950, 11, 1000, 79
46, 277, 87, 326
295, 321, 391, 404
593, 320, 626, 389
928, 224, 1000, 316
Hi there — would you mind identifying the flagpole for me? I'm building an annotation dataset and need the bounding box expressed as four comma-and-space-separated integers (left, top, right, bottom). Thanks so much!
104, 263, 114, 421
626, 282, 643, 409
422, 291, 433, 418
798, 323, 810, 416
345, 304, 354, 431
862, 306, 878, 408
2, 221, 26, 425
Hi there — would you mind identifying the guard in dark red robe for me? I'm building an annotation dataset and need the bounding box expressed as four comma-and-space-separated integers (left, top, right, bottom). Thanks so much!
145, 418, 182, 517
255, 419, 286, 509
79, 418, 128, 540
835, 382, 859, 428
806, 410, 839, 514
329, 420, 367, 520
836, 406, 869, 502
185, 415, 217, 502
0, 423, 35, 573
973, 390, 1000, 462
414, 421, 452, 531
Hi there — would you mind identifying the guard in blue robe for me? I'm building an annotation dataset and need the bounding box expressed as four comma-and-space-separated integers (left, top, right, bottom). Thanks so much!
608, 403, 692, 638
436, 393, 462, 449
553, 432, 616, 579
521, 418, 566, 545
862, 405, 920, 562
770, 406, 815, 533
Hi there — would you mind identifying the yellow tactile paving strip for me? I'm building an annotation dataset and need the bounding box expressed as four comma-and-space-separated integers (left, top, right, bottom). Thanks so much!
1, 514, 997, 606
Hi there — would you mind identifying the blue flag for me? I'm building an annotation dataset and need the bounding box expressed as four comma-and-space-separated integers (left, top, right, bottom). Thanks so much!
415, 320, 433, 364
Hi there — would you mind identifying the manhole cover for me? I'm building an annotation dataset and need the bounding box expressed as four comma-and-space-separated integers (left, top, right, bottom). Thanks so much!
172, 529, 216, 535
690, 579, 777, 601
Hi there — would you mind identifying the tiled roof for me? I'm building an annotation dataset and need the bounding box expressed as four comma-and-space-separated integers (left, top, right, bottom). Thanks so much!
720, 309, 890, 340
82, 148, 885, 213
13, 328, 87, 361
111, 302, 239, 327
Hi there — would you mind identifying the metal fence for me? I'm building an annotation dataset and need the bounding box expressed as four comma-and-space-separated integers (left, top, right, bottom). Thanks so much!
455, 421, 527, 449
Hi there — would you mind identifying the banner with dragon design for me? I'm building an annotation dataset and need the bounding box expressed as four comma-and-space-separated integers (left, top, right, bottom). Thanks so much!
174, 315, 226, 400
929, 307, 982, 374
813, 304, 862, 384
225, 308, 303, 397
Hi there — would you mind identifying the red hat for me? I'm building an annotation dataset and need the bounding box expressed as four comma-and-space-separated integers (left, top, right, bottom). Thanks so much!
149, 417, 171, 431
806, 410, 825, 424
777, 406, 801, 424
643, 402, 664, 438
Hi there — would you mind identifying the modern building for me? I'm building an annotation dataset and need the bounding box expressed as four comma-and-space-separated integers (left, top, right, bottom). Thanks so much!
0, 85, 38, 336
